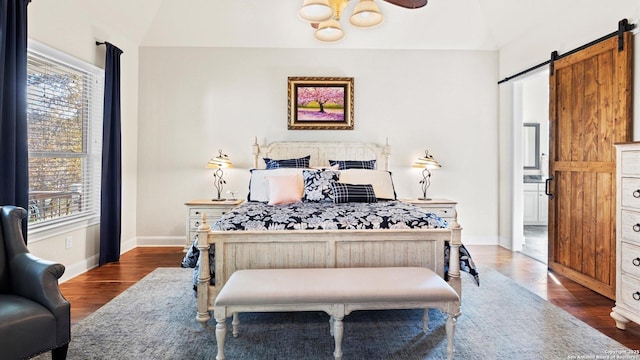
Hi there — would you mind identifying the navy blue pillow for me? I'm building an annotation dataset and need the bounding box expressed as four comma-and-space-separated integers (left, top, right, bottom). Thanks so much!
329, 159, 376, 170
264, 155, 310, 169
331, 183, 377, 203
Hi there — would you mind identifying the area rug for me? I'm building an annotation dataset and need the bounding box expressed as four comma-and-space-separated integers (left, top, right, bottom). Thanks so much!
33, 267, 638, 360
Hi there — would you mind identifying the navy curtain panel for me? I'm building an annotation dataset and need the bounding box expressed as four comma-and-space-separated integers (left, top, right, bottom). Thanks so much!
99, 42, 123, 266
0, 0, 30, 241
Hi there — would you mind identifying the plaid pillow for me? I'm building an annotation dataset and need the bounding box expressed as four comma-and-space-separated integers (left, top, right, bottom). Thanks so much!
331, 183, 377, 203
329, 159, 376, 170
302, 169, 340, 202
264, 155, 310, 169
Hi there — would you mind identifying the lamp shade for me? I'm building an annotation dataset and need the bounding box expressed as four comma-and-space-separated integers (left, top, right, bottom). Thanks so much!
299, 0, 333, 22
207, 150, 233, 168
315, 18, 345, 42
349, 0, 384, 28
412, 150, 441, 169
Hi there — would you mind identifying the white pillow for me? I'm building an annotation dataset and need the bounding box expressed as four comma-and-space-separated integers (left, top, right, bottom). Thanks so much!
248, 168, 304, 202
267, 175, 303, 205
338, 169, 397, 200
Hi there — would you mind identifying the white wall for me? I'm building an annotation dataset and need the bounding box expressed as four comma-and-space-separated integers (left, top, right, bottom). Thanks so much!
497, 1, 640, 249
137, 47, 499, 246
26, 1, 140, 281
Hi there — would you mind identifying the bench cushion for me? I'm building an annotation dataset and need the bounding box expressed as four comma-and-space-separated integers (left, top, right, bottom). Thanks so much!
215, 267, 459, 306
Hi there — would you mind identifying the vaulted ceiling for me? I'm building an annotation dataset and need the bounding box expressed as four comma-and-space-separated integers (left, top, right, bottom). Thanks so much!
77, 0, 638, 50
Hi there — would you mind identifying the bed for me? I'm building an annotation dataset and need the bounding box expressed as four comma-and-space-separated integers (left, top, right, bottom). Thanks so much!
192, 140, 471, 327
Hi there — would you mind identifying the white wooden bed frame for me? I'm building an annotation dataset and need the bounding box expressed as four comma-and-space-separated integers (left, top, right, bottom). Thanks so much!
195, 139, 462, 326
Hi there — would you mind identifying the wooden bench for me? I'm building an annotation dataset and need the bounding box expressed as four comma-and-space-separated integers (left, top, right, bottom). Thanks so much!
213, 267, 460, 360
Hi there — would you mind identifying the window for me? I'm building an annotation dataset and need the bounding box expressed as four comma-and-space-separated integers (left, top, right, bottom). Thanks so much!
27, 41, 104, 230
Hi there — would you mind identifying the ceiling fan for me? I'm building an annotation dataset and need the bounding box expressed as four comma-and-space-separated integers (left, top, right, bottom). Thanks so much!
299, 0, 428, 42
385, 0, 428, 9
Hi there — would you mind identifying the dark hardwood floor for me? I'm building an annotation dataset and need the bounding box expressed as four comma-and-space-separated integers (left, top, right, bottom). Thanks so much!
58, 245, 640, 350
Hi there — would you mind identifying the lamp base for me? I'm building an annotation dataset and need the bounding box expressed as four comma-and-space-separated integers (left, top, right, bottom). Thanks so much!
417, 197, 432, 201
211, 198, 226, 202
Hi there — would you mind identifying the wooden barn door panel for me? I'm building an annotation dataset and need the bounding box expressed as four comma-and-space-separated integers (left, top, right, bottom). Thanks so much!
548, 33, 632, 299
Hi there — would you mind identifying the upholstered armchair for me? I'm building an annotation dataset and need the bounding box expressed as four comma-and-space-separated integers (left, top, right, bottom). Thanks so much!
0, 206, 70, 360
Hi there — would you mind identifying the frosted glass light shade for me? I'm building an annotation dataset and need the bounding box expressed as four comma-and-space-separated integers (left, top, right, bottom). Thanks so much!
349, 0, 384, 28
299, 0, 333, 22
315, 18, 345, 42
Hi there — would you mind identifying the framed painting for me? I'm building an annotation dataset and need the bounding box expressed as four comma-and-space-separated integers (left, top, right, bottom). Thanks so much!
288, 77, 354, 130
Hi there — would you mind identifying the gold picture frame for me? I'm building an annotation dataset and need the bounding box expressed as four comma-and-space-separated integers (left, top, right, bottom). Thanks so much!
288, 77, 354, 130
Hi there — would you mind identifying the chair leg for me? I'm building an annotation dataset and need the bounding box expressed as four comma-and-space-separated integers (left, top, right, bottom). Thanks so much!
52, 343, 69, 360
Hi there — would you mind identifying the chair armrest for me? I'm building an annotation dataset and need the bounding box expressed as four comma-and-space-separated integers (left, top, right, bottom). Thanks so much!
10, 252, 70, 321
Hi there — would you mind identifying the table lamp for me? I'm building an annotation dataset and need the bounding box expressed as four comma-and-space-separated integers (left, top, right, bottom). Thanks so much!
412, 149, 441, 200
206, 149, 233, 201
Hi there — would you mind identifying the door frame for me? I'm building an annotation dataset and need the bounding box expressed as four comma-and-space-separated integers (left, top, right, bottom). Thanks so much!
511, 68, 550, 253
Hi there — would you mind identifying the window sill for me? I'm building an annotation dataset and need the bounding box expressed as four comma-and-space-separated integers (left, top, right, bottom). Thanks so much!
28, 215, 99, 244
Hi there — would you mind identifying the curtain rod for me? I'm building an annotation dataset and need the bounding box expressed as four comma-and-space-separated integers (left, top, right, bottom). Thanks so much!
497, 18, 635, 84
95, 41, 106, 46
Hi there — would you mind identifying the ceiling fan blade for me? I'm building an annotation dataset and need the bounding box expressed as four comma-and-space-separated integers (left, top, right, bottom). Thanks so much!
383, 0, 428, 9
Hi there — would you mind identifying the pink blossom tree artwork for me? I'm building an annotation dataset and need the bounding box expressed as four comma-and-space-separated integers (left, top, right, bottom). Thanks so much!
296, 86, 345, 121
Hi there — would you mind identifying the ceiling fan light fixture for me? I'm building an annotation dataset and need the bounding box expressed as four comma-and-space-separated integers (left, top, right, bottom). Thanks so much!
299, 0, 333, 22
315, 18, 345, 42
349, 0, 384, 28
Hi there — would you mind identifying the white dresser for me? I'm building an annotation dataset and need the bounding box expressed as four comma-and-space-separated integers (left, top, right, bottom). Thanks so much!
184, 199, 243, 252
611, 143, 640, 329
401, 198, 458, 225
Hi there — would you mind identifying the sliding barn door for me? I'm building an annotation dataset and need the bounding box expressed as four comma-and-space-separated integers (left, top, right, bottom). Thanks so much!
548, 33, 633, 299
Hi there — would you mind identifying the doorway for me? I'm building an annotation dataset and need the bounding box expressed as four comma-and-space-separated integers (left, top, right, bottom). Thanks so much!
514, 69, 549, 264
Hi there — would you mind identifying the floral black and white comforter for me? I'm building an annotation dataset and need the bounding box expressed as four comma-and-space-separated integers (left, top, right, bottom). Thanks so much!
181, 201, 479, 289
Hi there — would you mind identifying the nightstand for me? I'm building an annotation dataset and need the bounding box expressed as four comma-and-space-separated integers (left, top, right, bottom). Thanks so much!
401, 198, 457, 224
184, 199, 243, 252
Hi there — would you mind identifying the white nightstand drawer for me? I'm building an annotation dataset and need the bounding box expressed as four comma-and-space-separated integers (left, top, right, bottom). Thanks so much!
621, 242, 640, 278
189, 207, 231, 218
621, 209, 640, 245
426, 207, 454, 219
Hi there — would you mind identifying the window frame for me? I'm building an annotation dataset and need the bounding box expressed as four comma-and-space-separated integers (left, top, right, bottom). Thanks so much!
26, 39, 104, 242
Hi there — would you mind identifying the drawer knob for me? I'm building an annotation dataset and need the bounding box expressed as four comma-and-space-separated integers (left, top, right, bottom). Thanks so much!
195, 211, 200, 215
633, 258, 640, 266
634, 190, 640, 198
634, 292, 640, 301
633, 224, 640, 232
195, 221, 200, 227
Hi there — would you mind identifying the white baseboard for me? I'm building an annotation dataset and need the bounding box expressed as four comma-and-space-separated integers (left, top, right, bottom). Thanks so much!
59, 254, 99, 283
136, 236, 184, 247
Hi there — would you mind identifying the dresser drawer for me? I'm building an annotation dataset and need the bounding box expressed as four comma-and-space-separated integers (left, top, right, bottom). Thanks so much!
621, 177, 640, 209
621, 209, 640, 245
621, 242, 640, 278
189, 207, 232, 219
621, 151, 640, 176
619, 275, 640, 309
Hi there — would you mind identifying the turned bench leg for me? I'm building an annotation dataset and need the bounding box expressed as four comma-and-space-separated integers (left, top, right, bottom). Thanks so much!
215, 317, 227, 360
422, 309, 429, 332
232, 313, 240, 337
445, 314, 457, 360
332, 315, 344, 360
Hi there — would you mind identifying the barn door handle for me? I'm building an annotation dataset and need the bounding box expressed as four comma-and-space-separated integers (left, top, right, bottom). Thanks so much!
545, 176, 554, 199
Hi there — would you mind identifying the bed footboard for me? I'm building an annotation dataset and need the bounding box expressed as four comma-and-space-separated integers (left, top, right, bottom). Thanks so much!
195, 215, 462, 327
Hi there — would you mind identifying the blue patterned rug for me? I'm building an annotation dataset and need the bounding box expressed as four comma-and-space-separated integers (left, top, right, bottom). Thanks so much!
34, 267, 638, 360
